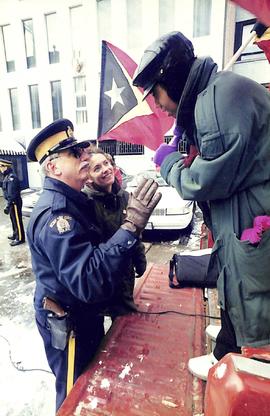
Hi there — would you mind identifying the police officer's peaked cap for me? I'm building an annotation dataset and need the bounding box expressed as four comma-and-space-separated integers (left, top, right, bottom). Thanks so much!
133, 31, 195, 99
0, 158, 12, 167
27, 118, 90, 164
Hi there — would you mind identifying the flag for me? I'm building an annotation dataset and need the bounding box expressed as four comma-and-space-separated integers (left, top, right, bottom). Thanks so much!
254, 26, 270, 62
232, 0, 270, 26
97, 41, 174, 151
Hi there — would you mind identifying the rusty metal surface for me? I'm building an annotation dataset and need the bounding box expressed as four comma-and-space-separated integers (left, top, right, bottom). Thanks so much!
58, 264, 206, 416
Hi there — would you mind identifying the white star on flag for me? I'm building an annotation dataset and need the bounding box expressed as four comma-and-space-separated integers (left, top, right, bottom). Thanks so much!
105, 79, 125, 109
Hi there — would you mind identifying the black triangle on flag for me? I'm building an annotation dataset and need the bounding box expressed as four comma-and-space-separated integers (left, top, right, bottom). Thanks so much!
98, 41, 138, 137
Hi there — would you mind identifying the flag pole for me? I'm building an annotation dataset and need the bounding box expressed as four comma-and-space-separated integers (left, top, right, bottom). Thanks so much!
223, 21, 268, 71
223, 31, 257, 70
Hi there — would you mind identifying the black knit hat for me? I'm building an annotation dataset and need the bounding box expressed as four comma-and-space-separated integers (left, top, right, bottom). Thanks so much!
133, 31, 195, 101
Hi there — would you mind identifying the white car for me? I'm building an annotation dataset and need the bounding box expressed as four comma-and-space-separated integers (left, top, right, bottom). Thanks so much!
126, 170, 194, 230
21, 188, 42, 217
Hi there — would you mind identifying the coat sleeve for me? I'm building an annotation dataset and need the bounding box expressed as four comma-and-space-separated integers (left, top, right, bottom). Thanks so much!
6, 175, 20, 204
132, 241, 147, 277
161, 73, 270, 201
37, 213, 138, 304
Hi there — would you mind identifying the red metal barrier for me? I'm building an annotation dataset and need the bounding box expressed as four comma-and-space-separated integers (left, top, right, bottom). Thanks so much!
58, 264, 206, 416
205, 347, 270, 416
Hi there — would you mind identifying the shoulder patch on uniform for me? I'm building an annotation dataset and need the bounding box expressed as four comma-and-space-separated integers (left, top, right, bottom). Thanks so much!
49, 215, 73, 234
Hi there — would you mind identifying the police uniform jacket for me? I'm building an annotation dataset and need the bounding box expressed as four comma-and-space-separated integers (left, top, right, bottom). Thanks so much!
27, 176, 138, 321
2, 167, 22, 208
160, 56, 270, 347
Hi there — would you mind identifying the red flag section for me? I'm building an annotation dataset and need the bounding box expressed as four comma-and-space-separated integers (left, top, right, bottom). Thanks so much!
254, 27, 270, 62
232, 0, 270, 26
97, 41, 174, 151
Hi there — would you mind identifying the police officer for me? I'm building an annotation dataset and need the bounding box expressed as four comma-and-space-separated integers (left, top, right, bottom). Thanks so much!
26, 118, 161, 411
0, 158, 25, 246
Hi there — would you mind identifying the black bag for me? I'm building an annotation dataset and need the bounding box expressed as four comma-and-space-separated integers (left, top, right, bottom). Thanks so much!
169, 249, 218, 289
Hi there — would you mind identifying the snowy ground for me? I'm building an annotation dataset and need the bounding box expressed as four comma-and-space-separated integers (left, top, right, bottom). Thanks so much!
0, 196, 55, 415
0, 196, 202, 416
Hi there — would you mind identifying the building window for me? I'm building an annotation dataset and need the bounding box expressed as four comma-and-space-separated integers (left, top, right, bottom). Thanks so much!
127, 0, 142, 49
193, 0, 212, 37
74, 76, 88, 124
159, 0, 174, 35
70, 5, 84, 70
97, 0, 112, 46
51, 81, 63, 120
234, 19, 265, 62
45, 13, 60, 64
9, 88, 20, 130
23, 19, 36, 68
29, 84, 41, 128
1, 24, 16, 72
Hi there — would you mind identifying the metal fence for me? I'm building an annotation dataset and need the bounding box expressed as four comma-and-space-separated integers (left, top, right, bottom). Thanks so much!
96, 136, 187, 156
97, 140, 144, 156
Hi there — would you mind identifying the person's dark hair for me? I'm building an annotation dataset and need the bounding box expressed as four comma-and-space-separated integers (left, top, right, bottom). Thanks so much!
158, 52, 195, 103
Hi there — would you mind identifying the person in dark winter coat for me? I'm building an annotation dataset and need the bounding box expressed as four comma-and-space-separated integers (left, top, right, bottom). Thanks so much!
84, 147, 147, 317
133, 31, 270, 380
0, 158, 25, 246
26, 119, 161, 411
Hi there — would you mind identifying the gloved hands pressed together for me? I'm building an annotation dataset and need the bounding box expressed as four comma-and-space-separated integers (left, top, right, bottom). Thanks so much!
121, 178, 162, 235
154, 124, 199, 168
153, 129, 182, 167
4, 205, 10, 215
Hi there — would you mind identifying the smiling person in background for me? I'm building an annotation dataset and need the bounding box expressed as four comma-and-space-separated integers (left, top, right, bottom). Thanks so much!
84, 146, 147, 318
26, 118, 161, 411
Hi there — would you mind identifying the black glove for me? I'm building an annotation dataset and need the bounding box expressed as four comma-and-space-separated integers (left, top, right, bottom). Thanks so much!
121, 178, 162, 235
135, 263, 146, 277
4, 206, 10, 215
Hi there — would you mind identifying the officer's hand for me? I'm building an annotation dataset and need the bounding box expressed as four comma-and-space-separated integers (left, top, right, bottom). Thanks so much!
4, 206, 10, 215
121, 178, 162, 235
134, 263, 146, 277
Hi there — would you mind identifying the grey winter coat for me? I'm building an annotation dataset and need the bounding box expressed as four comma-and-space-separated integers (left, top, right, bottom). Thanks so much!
161, 57, 270, 347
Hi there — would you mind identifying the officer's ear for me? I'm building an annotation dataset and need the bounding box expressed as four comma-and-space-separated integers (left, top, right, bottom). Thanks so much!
46, 159, 61, 176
